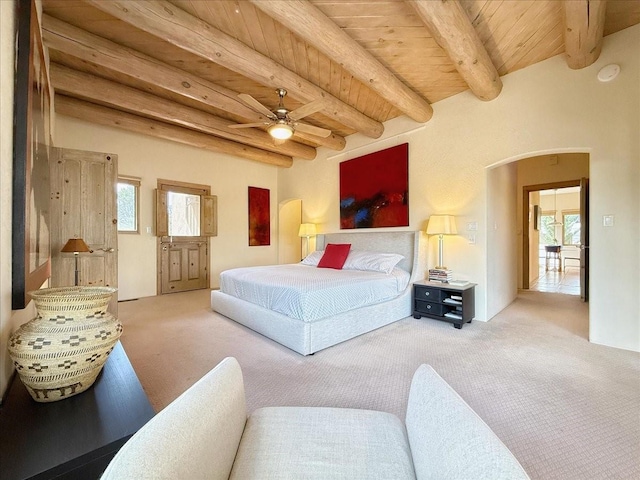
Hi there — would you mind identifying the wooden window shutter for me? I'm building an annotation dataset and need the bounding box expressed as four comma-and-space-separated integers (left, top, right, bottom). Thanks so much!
201, 195, 218, 237
155, 189, 168, 236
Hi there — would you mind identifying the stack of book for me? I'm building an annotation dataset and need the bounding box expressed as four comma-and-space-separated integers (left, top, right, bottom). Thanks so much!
428, 268, 453, 282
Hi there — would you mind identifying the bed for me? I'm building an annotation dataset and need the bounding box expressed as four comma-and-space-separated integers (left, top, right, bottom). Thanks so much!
210, 231, 427, 355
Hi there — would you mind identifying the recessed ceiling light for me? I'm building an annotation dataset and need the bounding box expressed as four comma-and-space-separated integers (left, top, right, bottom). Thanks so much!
597, 64, 620, 83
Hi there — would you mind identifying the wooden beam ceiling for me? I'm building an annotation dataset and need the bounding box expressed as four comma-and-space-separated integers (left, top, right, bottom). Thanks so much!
42, 14, 346, 153
408, 0, 502, 101
55, 96, 294, 167
42, 15, 263, 125
250, 0, 433, 123
40, 0, 639, 167
84, 0, 385, 139
563, 0, 608, 69
50, 63, 317, 160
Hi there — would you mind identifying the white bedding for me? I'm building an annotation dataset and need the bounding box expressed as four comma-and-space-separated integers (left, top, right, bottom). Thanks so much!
219, 264, 410, 322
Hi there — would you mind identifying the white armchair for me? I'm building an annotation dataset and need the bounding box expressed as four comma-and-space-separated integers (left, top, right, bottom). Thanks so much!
101, 358, 529, 479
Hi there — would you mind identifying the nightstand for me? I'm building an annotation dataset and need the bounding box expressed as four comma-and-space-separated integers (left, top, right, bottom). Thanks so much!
413, 280, 476, 329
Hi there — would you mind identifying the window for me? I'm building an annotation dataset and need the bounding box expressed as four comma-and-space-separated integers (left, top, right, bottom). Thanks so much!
563, 210, 581, 246
167, 191, 200, 236
156, 179, 217, 238
117, 176, 140, 233
539, 213, 556, 245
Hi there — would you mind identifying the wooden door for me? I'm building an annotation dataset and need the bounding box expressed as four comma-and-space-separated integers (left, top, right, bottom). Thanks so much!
155, 180, 215, 294
50, 147, 118, 312
159, 239, 208, 293
580, 177, 590, 302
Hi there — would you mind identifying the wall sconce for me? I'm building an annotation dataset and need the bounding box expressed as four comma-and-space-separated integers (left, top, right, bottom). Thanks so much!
298, 223, 317, 259
60, 238, 91, 286
426, 215, 457, 269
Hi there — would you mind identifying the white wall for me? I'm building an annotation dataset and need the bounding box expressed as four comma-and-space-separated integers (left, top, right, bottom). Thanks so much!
279, 25, 640, 352
486, 162, 518, 319
53, 116, 279, 299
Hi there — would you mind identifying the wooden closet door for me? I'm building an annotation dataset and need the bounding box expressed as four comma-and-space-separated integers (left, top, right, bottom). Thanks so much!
50, 147, 118, 313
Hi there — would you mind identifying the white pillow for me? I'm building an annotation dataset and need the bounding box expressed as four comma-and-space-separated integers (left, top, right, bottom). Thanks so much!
300, 250, 324, 266
343, 250, 405, 274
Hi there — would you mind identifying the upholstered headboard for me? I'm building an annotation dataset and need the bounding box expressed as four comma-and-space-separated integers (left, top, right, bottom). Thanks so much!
316, 231, 426, 280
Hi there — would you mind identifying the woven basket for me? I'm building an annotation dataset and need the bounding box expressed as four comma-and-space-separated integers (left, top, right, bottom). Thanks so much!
8, 286, 122, 403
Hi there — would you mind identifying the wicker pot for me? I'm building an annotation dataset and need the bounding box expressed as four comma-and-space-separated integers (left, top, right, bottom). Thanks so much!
8, 286, 122, 403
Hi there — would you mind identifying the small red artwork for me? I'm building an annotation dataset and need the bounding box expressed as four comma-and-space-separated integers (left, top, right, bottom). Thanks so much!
248, 186, 270, 246
339, 143, 409, 229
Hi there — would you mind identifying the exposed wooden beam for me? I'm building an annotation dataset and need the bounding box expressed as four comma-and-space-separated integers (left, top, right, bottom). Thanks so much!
50, 63, 317, 160
42, 15, 264, 122
84, 0, 384, 138
250, 0, 433, 123
55, 96, 293, 168
42, 14, 346, 151
563, 0, 607, 69
294, 130, 344, 151
407, 0, 502, 101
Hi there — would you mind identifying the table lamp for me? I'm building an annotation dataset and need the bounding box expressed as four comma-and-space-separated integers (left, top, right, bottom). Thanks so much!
426, 215, 457, 269
60, 238, 91, 286
298, 223, 317, 259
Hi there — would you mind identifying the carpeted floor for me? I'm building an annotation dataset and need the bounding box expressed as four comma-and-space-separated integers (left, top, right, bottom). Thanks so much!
118, 289, 640, 480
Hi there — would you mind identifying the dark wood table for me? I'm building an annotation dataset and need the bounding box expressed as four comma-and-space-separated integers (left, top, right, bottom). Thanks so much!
0, 341, 155, 480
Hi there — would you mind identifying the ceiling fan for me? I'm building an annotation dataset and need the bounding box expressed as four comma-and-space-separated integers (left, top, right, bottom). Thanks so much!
229, 88, 332, 142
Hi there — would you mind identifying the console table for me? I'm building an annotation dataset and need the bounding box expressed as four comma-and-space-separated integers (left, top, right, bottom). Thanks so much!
0, 341, 154, 480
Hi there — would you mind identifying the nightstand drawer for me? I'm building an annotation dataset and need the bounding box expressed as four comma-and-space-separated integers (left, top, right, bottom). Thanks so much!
414, 286, 445, 302
415, 300, 447, 316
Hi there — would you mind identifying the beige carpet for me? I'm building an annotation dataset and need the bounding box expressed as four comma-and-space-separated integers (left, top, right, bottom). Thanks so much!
118, 289, 640, 480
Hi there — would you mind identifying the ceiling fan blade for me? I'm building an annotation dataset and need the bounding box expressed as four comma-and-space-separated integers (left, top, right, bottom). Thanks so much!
288, 99, 324, 121
273, 138, 287, 146
228, 122, 269, 129
294, 122, 332, 138
238, 93, 275, 118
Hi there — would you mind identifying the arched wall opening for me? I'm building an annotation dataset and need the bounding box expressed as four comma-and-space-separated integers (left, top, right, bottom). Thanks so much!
485, 151, 589, 335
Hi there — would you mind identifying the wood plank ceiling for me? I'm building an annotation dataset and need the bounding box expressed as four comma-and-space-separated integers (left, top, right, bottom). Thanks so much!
42, 0, 640, 167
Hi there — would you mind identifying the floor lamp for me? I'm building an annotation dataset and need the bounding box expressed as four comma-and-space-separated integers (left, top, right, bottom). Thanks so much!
61, 238, 91, 286
426, 215, 457, 269
298, 223, 317, 259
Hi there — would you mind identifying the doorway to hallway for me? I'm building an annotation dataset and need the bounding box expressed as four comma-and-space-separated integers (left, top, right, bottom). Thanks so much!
522, 178, 589, 301
529, 185, 582, 296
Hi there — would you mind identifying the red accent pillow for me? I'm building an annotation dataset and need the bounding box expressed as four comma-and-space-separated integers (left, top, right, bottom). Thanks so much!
317, 243, 351, 269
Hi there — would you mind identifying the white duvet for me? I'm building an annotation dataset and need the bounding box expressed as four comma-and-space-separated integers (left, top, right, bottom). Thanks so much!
219, 264, 410, 322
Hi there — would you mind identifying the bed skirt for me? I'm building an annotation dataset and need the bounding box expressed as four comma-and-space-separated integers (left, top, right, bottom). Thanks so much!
210, 288, 412, 355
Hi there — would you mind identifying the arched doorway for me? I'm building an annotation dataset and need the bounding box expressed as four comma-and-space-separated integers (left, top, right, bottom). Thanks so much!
485, 152, 590, 327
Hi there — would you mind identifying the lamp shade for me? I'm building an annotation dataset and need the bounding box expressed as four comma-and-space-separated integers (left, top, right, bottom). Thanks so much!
426, 215, 457, 235
298, 223, 317, 237
60, 238, 91, 253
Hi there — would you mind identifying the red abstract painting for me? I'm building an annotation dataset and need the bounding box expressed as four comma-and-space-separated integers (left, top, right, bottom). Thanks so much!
248, 186, 270, 246
339, 143, 409, 229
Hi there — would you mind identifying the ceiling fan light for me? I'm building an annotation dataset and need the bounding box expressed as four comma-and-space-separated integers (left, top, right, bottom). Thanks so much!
268, 123, 294, 140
